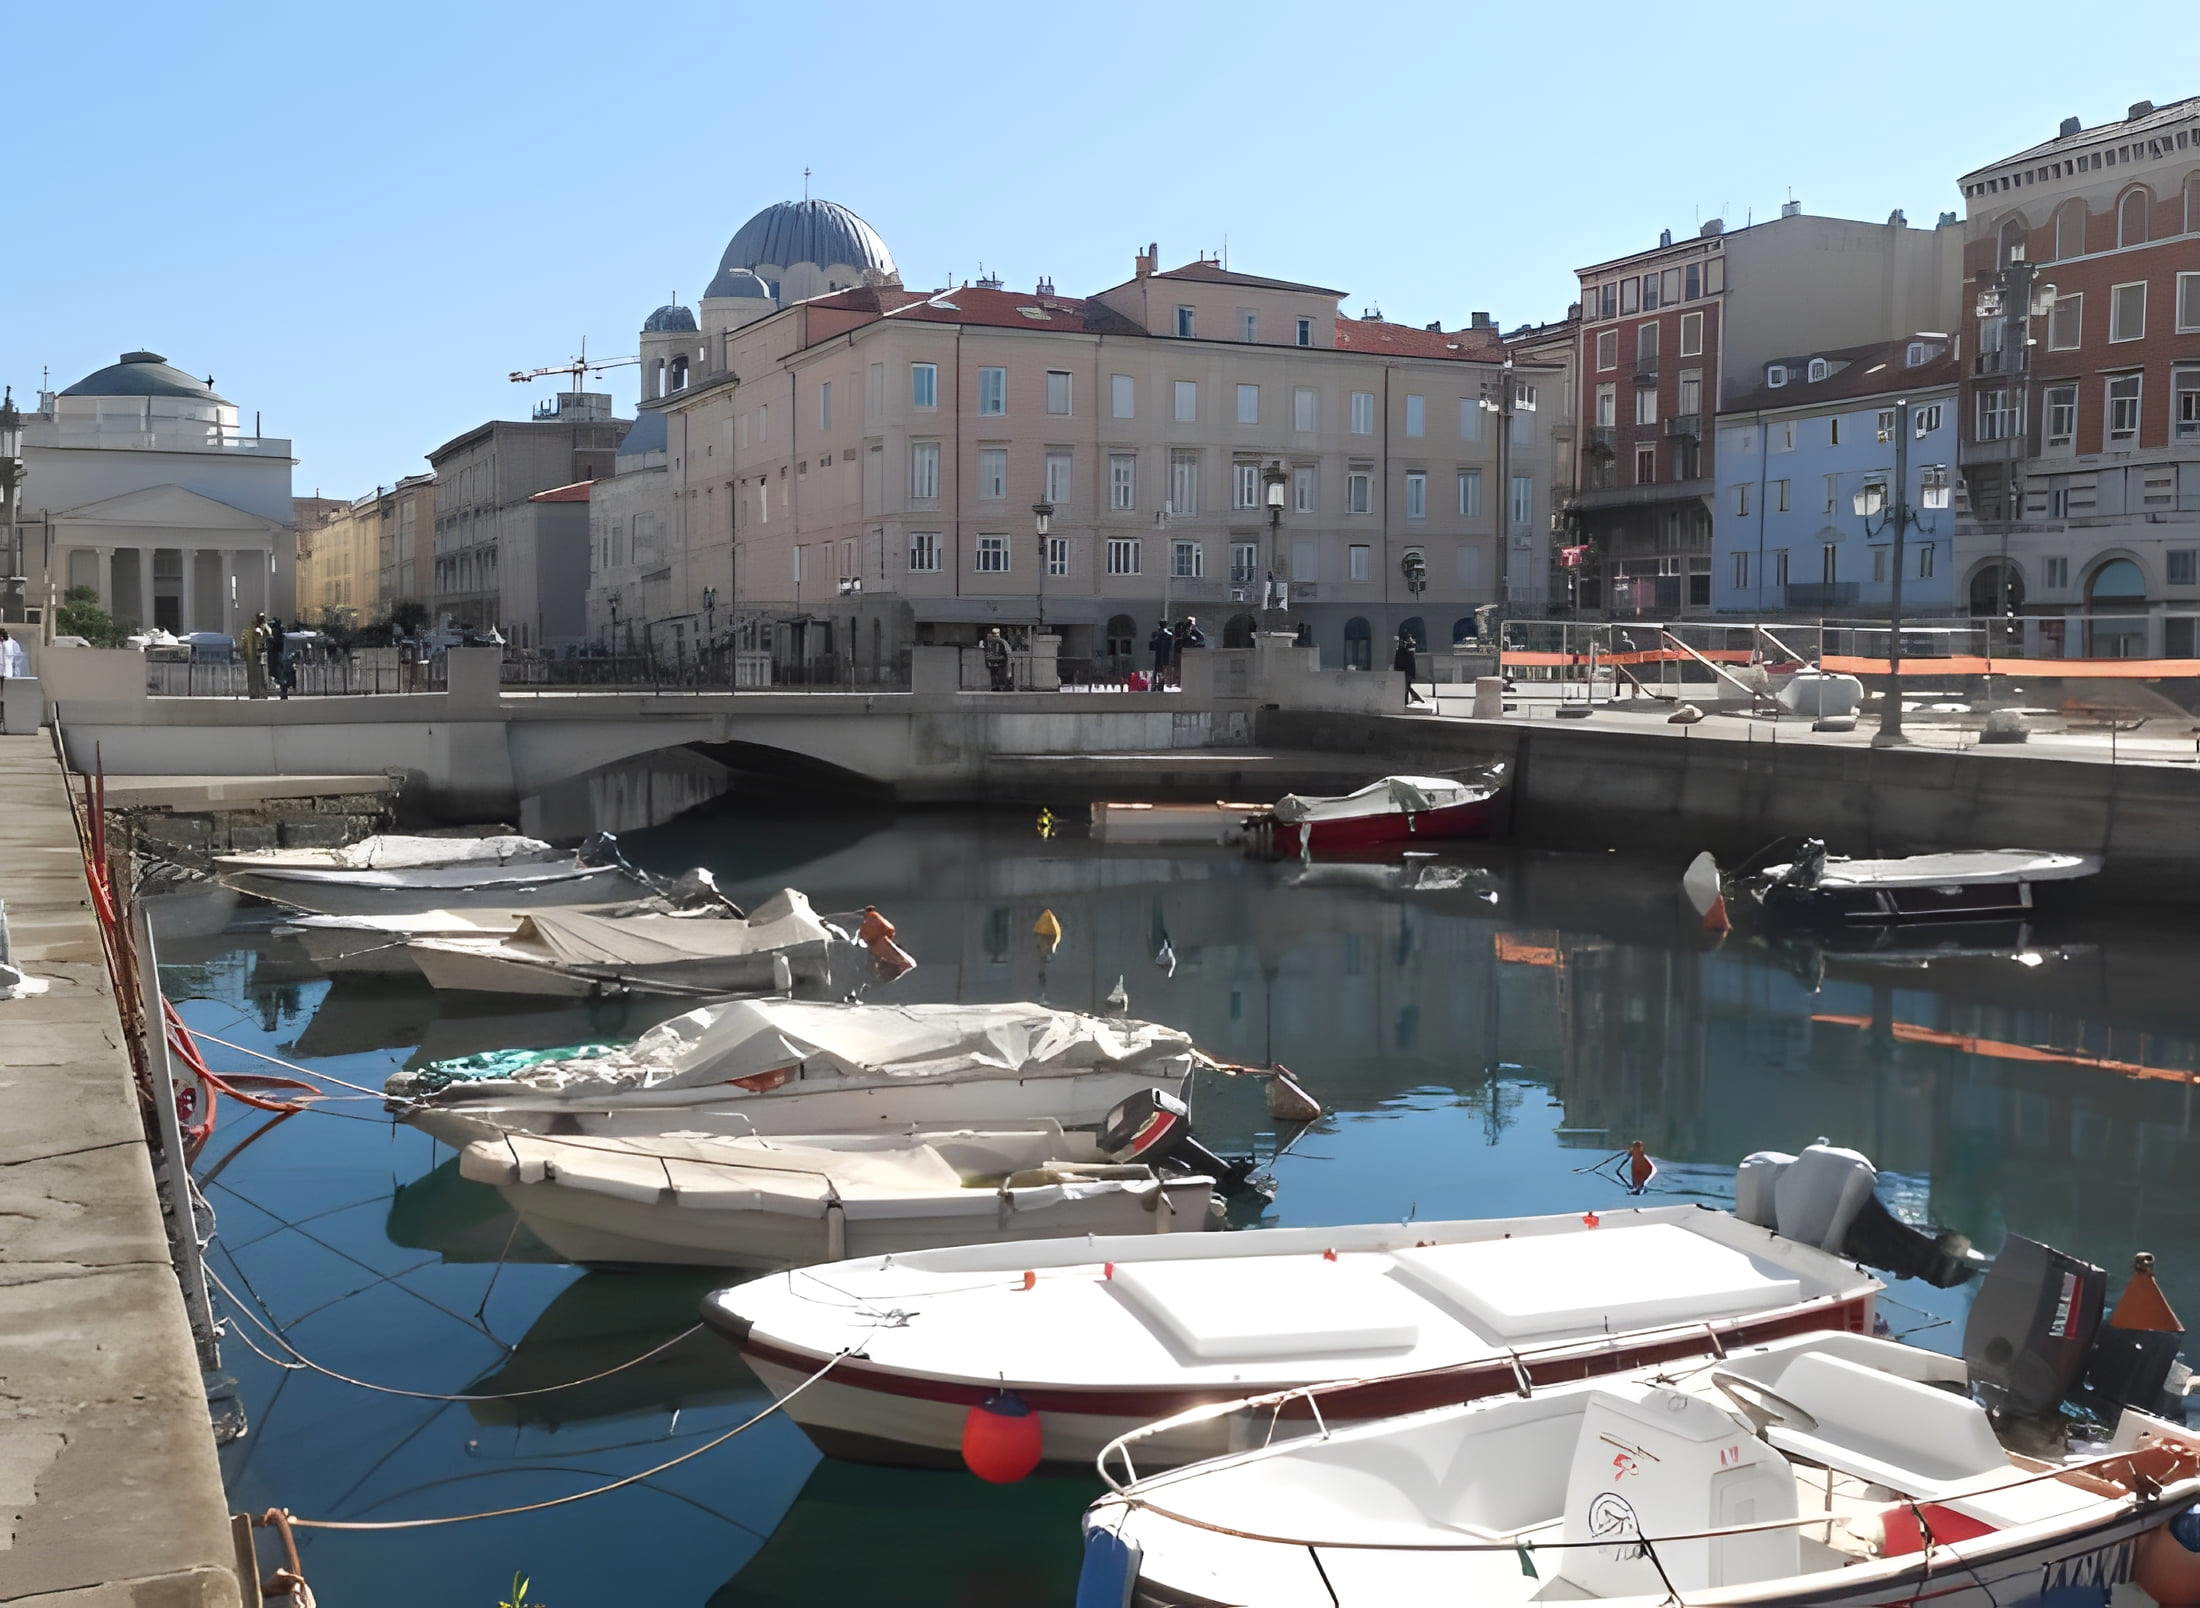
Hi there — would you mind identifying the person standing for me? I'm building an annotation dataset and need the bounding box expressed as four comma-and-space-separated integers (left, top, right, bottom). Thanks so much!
266, 617, 291, 700
1393, 631, 1428, 707
242, 612, 269, 699
0, 628, 26, 680
1147, 622, 1174, 689
981, 626, 1012, 692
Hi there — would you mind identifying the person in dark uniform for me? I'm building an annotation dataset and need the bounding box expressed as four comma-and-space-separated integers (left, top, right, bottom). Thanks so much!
981, 627, 1012, 691
1393, 631, 1427, 707
1147, 622, 1175, 688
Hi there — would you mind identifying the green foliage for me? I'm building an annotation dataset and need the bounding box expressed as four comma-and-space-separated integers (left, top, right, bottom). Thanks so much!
56, 585, 126, 647
498, 1572, 542, 1608
386, 597, 430, 635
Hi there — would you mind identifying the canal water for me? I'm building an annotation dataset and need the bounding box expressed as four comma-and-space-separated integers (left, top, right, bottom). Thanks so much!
161, 804, 2200, 1607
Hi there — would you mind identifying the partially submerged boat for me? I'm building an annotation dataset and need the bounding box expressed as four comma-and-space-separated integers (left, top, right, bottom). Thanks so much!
1081, 1328, 2200, 1608
459, 1113, 1222, 1270
386, 998, 1206, 1149
1696, 840, 2101, 928
213, 832, 633, 916
1091, 802, 1267, 847
1246, 770, 1505, 858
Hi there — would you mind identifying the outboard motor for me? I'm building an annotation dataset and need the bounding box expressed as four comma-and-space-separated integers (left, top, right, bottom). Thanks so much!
1737, 1143, 1982, 1289
1771, 838, 1828, 891
1964, 1235, 2107, 1421
1098, 1089, 1264, 1198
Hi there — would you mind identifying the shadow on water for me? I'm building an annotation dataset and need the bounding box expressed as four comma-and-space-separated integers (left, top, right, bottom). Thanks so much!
169, 804, 2200, 1606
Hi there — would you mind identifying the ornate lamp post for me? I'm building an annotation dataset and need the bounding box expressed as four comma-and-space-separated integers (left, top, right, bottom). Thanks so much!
1260, 461, 1290, 632
1030, 499, 1053, 640
606, 590, 621, 655
1853, 397, 1947, 746
0, 389, 24, 622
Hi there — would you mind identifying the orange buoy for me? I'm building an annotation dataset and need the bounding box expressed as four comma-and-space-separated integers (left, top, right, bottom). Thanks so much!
856, 907, 917, 980
2108, 1251, 2184, 1334
1625, 1140, 1657, 1195
1583, 1211, 1600, 1228
1017, 1270, 1037, 1291
2135, 1507, 2200, 1606
961, 1388, 1043, 1484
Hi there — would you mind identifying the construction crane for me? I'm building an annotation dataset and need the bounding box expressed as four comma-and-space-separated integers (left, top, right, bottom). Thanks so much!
508, 336, 639, 387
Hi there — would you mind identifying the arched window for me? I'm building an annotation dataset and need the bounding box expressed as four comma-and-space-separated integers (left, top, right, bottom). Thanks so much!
1969, 561, 2024, 616
1998, 214, 2029, 264
2054, 199, 2088, 260
1805, 358, 1828, 383
1221, 613, 1256, 648
668, 355, 689, 392
2118, 188, 2151, 248
1397, 616, 1427, 650
651, 358, 667, 399
1343, 616, 1372, 670
1452, 615, 1477, 644
2085, 557, 2148, 657
1103, 613, 1137, 659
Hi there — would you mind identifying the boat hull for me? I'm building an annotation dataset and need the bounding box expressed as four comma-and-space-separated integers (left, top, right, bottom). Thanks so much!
1254, 795, 1499, 859
219, 862, 633, 917
722, 1292, 1874, 1472
406, 939, 830, 998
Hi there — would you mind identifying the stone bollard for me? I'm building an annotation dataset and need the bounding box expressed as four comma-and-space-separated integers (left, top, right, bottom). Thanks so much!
1980, 708, 2029, 744
1472, 676, 1505, 719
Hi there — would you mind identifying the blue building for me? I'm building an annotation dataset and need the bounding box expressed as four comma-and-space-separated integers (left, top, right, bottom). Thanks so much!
1711, 335, 1961, 617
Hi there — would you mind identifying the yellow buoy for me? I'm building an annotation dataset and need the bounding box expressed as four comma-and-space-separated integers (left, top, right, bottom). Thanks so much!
1033, 908, 1062, 956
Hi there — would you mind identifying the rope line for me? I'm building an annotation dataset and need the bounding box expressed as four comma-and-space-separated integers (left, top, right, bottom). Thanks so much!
279, 1325, 874, 1530
185, 1027, 416, 1102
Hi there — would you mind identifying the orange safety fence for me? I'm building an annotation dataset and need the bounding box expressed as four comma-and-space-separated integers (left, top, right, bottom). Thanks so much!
1810, 1014, 2200, 1086
1501, 649, 2200, 678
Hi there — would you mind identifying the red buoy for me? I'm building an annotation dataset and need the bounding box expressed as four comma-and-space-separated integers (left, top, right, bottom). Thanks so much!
1583, 1211, 1601, 1228
1625, 1140, 1657, 1195
962, 1388, 1043, 1484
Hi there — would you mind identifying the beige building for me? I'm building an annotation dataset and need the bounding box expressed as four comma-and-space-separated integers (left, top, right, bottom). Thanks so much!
634, 201, 1565, 674
295, 494, 375, 623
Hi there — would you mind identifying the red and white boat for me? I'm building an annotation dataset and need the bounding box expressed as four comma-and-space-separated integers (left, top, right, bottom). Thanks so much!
703, 1203, 1882, 1473
1247, 770, 1505, 858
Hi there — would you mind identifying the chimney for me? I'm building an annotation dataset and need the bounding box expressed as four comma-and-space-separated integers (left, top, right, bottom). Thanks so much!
1036, 275, 1054, 297
1937, 210, 1958, 228
1425, 321, 1442, 332
1134, 243, 1156, 278
2059, 115, 2082, 137
1886, 208, 1906, 227
1780, 199, 1802, 218
1470, 311, 1494, 330
1566, 301, 1582, 321
2128, 100, 2154, 120
1658, 228, 1673, 248
1699, 218, 1724, 237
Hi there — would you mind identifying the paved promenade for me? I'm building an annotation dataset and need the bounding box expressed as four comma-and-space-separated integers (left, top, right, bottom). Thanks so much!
0, 734, 235, 1605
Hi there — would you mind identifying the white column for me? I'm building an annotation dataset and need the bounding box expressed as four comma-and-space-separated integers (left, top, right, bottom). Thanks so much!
195, 548, 221, 633
224, 550, 243, 633
92, 545, 116, 611
134, 547, 152, 630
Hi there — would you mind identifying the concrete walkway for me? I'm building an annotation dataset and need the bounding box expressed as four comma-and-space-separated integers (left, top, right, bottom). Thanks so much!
0, 735, 236, 1604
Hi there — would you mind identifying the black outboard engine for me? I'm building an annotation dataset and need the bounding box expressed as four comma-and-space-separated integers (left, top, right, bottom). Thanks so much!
1098, 1089, 1264, 1198
1963, 1235, 2107, 1421
1772, 838, 1828, 892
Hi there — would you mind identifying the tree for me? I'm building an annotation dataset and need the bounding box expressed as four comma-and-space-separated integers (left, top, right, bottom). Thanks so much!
386, 598, 429, 636
55, 585, 127, 647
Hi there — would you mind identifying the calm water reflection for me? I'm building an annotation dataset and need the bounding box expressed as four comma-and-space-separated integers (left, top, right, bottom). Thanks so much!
169, 806, 2200, 1607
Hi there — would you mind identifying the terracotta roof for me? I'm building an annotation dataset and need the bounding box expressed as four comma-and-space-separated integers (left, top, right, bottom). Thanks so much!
867, 284, 1145, 336
1331, 317, 1509, 363
1150, 260, 1346, 296
1965, 95, 2200, 178
527, 480, 593, 503
1718, 334, 1963, 415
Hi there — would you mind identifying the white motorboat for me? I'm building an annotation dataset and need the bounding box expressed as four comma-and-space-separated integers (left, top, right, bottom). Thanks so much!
213, 833, 634, 916
283, 907, 544, 976
705, 1204, 1884, 1473
1081, 1328, 2200, 1608
458, 1117, 1220, 1269
387, 998, 1204, 1149
1702, 841, 2102, 928
405, 889, 846, 998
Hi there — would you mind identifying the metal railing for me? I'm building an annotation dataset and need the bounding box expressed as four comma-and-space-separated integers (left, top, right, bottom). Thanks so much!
145, 654, 445, 697
497, 650, 912, 695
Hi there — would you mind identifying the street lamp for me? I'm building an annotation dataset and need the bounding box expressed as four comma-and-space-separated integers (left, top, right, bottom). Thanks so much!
1260, 461, 1290, 630
702, 585, 717, 648
606, 591, 620, 655
1031, 499, 1053, 639
0, 388, 24, 622
1851, 396, 1944, 746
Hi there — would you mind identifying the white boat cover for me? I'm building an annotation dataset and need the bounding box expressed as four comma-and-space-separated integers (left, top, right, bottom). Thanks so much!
1271, 773, 1491, 824
221, 834, 556, 871
1769, 849, 2101, 890
500, 889, 832, 966
452, 999, 1196, 1098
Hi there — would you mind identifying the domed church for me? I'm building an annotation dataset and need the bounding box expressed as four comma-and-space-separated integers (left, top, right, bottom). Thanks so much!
637, 198, 899, 399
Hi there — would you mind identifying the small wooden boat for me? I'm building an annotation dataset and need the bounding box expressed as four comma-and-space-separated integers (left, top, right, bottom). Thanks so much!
1082, 1329, 2200, 1608
705, 1204, 1884, 1473
459, 1117, 1220, 1270
1732, 841, 2101, 926
1091, 801, 1268, 846
213, 832, 633, 916
1246, 770, 1505, 858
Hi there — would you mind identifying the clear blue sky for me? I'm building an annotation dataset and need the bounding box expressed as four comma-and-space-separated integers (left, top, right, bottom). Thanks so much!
8, 0, 2184, 496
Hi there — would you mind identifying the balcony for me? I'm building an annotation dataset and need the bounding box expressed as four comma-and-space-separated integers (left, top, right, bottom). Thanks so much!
1586, 426, 1618, 457
1973, 348, 2025, 376
1634, 369, 1660, 387
49, 424, 295, 457
1784, 582, 1860, 609
1664, 413, 1701, 439
1566, 476, 1714, 513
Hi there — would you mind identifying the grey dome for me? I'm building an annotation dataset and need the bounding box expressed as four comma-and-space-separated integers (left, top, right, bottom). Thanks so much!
642, 303, 697, 333
716, 198, 895, 280
60, 350, 228, 404
702, 266, 773, 301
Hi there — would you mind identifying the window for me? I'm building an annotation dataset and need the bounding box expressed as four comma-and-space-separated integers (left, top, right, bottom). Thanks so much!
2045, 382, 2079, 446
976, 534, 1009, 573
1636, 323, 1660, 369
1766, 364, 1788, 388
2176, 366, 2200, 439
1347, 471, 1372, 514
1044, 451, 1071, 505
1171, 540, 1203, 579
1731, 550, 1749, 589
1661, 267, 1681, 305
819, 380, 833, 430
1772, 548, 1788, 586
1293, 538, 1316, 581
1913, 402, 1944, 436
911, 362, 938, 408
1458, 469, 1481, 517
1775, 479, 1791, 512
1734, 483, 1752, 517
1293, 387, 1316, 431
1231, 542, 1258, 585
1509, 475, 1532, 530
1641, 273, 1661, 311
910, 441, 940, 499
1106, 538, 1141, 576
1349, 391, 1375, 434
2119, 188, 2151, 247
1828, 415, 1840, 446
1634, 387, 1658, 426
1921, 466, 1951, 509
2171, 550, 2198, 586
1596, 329, 1618, 370
1635, 445, 1656, 484
2107, 373, 2142, 443
1978, 388, 2022, 441
868, 361, 885, 415
2054, 200, 2087, 260
1876, 409, 1896, 443
1824, 473, 1838, 513
1047, 537, 1069, 577
1295, 317, 1312, 347
1236, 384, 1260, 426
1458, 395, 1480, 440
1240, 310, 1257, 343
1595, 384, 1616, 427
2045, 556, 2069, 588
2179, 273, 2200, 332
1110, 374, 1134, 418
1917, 543, 1935, 580
1774, 420, 1795, 452
1677, 311, 1705, 359
2048, 292, 2082, 349
1173, 380, 1198, 422
1620, 277, 1640, 314
1169, 451, 1199, 516
1404, 394, 1425, 437
2111, 281, 2146, 342
1233, 461, 1260, 510
1175, 306, 1195, 338
1405, 471, 1427, 518
1349, 544, 1371, 581
978, 447, 1007, 499
978, 366, 1006, 415
756, 403, 768, 440
1705, 257, 1725, 295
1821, 543, 1838, 584
1806, 358, 1829, 383
1675, 372, 1701, 420
909, 531, 942, 572
1293, 465, 1316, 512
1045, 370, 1072, 416
1109, 452, 1136, 510
1873, 548, 1888, 582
